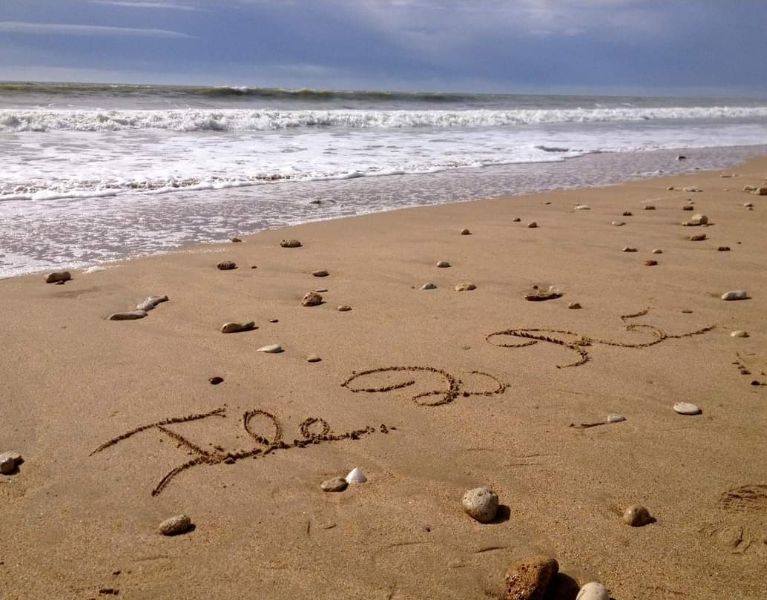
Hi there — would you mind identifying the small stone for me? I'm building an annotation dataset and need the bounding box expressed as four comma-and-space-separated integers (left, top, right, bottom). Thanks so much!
667, 186, 675, 190
217, 261, 237, 270
230, 237, 242, 243
568, 302, 582, 309
622, 211, 632, 216
525, 288, 562, 302
136, 295, 168, 311
677, 155, 686, 160
0, 453, 18, 475
268, 319, 279, 323
717, 246, 731, 252
673, 402, 701, 415
683, 187, 702, 193
682, 205, 694, 211
454, 283, 476, 291
527, 222, 538, 228
337, 305, 352, 312
306, 354, 322, 363
574, 204, 590, 211
622, 247, 637, 253
461, 487, 498, 523
611, 221, 625, 226
644, 205, 656, 210
345, 467, 367, 484
689, 214, 708, 225
280, 239, 302, 248
576, 582, 609, 600
312, 270, 329, 277
652, 249, 663, 254
743, 185, 757, 192
623, 505, 653, 527
512, 217, 521, 222
321, 477, 348, 492
731, 330, 749, 338
301, 291, 323, 307
158, 514, 192, 536
689, 233, 706, 241
209, 376, 224, 385
606, 414, 625, 423
257, 344, 283, 353
108, 310, 147, 321
460, 228, 472, 234
721, 290, 748, 301
744, 202, 754, 208
644, 260, 658, 266
421, 282, 437, 290
436, 260, 451, 268
681, 309, 693, 314
314, 288, 328, 293
503, 556, 558, 600
45, 271, 71, 284
753, 187, 767, 196
221, 321, 256, 333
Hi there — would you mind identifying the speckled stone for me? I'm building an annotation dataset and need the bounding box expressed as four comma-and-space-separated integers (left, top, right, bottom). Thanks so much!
217, 261, 237, 270
460, 228, 472, 235
461, 487, 498, 523
301, 291, 323, 307
320, 477, 348, 492
503, 556, 559, 600
159, 514, 192, 536
280, 239, 302, 248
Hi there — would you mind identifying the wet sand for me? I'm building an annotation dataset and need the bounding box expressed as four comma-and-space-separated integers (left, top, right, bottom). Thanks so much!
1, 156, 766, 599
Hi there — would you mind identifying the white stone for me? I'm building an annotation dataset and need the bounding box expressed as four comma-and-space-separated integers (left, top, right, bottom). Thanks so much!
574, 204, 591, 210
606, 414, 626, 423
159, 514, 192, 536
652, 248, 663, 254
673, 402, 701, 415
576, 582, 609, 600
689, 213, 708, 225
731, 330, 749, 338
611, 221, 626, 226
721, 290, 749, 301
221, 321, 256, 333
461, 487, 499, 523
345, 467, 367, 484
257, 344, 283, 353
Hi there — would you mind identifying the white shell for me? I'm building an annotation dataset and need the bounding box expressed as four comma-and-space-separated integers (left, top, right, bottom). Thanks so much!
345, 467, 367, 484
576, 582, 609, 600
257, 344, 284, 353
574, 204, 591, 210
611, 221, 626, 226
731, 330, 749, 338
721, 290, 748, 301
606, 414, 626, 423
673, 402, 701, 415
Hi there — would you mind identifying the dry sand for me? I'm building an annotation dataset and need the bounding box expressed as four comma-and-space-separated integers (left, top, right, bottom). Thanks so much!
1, 157, 766, 599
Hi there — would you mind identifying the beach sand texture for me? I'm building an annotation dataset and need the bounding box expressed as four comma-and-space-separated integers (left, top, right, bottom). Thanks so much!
1, 158, 766, 599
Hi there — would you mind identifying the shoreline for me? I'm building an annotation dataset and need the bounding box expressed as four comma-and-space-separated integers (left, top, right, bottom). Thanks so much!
1, 152, 766, 599
3, 142, 767, 280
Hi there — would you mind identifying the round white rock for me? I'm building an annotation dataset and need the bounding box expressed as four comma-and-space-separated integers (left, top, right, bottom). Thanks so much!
673, 402, 701, 415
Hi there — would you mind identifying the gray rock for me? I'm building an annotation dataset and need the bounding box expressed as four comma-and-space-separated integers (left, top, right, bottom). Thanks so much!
301, 291, 323, 307
606, 414, 626, 423
461, 487, 498, 523
257, 344, 283, 353
280, 239, 302, 248
109, 310, 148, 321
623, 505, 653, 527
136, 295, 168, 311
220, 321, 256, 333
159, 514, 192, 536
721, 290, 748, 301
421, 282, 437, 290
576, 582, 609, 600
45, 271, 71, 284
321, 477, 348, 492
503, 556, 558, 600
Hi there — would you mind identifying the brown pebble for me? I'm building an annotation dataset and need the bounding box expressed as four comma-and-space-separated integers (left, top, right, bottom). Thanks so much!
623, 505, 653, 527
217, 261, 237, 270
158, 514, 192, 536
644, 260, 658, 266
436, 260, 451, 268
337, 305, 352, 312
689, 233, 706, 241
527, 222, 538, 228
503, 556, 559, 600
307, 355, 322, 363
312, 270, 329, 277
717, 246, 731, 252
45, 271, 72, 284
280, 239, 302, 248
644, 205, 656, 210
301, 291, 323, 307
208, 377, 224, 385
460, 228, 472, 235
681, 309, 693, 314
682, 205, 694, 211
512, 217, 521, 222
230, 237, 242, 243
568, 302, 582, 309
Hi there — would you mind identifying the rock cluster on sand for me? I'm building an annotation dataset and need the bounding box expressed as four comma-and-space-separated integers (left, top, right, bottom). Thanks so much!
159, 514, 192, 536
301, 291, 323, 307
221, 321, 256, 333
502, 556, 558, 600
280, 239, 302, 248
217, 261, 237, 270
462, 487, 499, 523
576, 582, 609, 600
623, 505, 653, 527
0, 451, 22, 475
45, 271, 72, 284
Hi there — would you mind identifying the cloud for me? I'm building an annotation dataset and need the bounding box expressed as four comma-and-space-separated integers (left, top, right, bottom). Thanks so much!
90, 1, 203, 10
0, 21, 194, 38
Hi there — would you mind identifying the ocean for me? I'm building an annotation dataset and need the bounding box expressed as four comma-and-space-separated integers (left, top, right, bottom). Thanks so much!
1, 82, 766, 278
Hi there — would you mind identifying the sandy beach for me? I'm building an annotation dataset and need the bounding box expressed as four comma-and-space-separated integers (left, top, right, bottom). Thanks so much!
1, 156, 766, 599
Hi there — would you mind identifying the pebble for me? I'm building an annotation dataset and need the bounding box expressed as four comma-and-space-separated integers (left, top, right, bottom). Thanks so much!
623, 504, 653, 527
743, 185, 756, 192
568, 302, 582, 309
667, 186, 675, 190
512, 217, 521, 222
158, 514, 192, 536
0, 451, 21, 475
230, 237, 242, 243
574, 204, 590, 211
109, 310, 148, 321
337, 305, 352, 312
217, 261, 237, 270
301, 291, 323, 307
611, 221, 625, 226
721, 290, 748, 301
622, 247, 637, 253
652, 248, 663, 254
606, 414, 626, 423
644, 260, 658, 266
683, 186, 702, 192
312, 270, 329, 277
682, 205, 694, 211
257, 344, 283, 353
45, 271, 71, 284
136, 295, 169, 311
644, 205, 656, 210
753, 187, 767, 195
673, 402, 701, 415
731, 330, 749, 338
717, 246, 731, 252
208, 376, 224, 385
676, 155, 686, 160
421, 282, 437, 290
280, 239, 302, 248
321, 477, 348, 492
306, 354, 322, 363
689, 233, 706, 241
622, 211, 633, 216
503, 556, 558, 600
688, 214, 708, 225
527, 222, 538, 228
525, 288, 562, 302
436, 260, 451, 268
314, 288, 328, 293
455, 283, 476, 291
743, 202, 754, 208
345, 467, 367, 484
460, 228, 472, 235
576, 582, 609, 600
461, 487, 498, 523
220, 321, 256, 333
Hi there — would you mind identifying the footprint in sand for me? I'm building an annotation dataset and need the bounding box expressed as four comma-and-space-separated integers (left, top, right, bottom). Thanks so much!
700, 485, 767, 555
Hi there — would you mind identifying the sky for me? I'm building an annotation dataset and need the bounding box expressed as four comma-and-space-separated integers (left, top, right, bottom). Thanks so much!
1, 0, 767, 96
